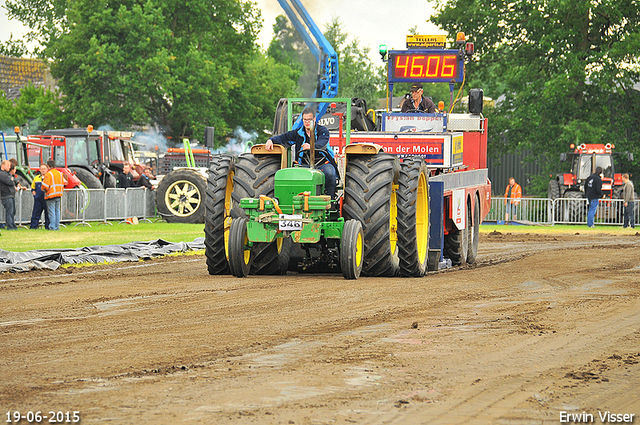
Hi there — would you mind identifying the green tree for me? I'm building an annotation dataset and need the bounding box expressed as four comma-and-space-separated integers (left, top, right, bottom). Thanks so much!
267, 14, 316, 97
0, 83, 70, 131
267, 15, 386, 111
7, 0, 300, 141
0, 36, 28, 57
46, 0, 267, 140
430, 0, 640, 195
323, 17, 385, 111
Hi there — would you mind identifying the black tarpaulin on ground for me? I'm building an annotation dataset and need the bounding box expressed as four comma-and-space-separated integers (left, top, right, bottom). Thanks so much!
0, 238, 205, 273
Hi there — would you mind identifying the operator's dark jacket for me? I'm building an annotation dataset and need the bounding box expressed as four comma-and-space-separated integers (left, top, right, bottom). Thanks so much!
401, 95, 436, 113
585, 172, 603, 201
0, 170, 17, 199
116, 171, 135, 189
269, 123, 338, 172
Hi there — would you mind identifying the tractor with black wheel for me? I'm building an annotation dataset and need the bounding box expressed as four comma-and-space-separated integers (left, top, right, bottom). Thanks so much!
223, 140, 431, 280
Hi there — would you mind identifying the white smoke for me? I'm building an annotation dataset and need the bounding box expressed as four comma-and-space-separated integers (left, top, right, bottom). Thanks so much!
132, 127, 169, 154
212, 126, 259, 155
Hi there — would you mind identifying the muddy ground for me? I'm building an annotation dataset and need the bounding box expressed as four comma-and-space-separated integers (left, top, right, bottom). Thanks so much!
1, 231, 639, 424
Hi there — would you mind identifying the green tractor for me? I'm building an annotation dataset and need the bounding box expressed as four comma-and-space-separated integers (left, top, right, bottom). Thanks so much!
228, 163, 365, 279
205, 98, 430, 280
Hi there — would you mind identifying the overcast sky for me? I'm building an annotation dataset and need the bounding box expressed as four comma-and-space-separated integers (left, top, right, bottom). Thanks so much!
1, 0, 446, 62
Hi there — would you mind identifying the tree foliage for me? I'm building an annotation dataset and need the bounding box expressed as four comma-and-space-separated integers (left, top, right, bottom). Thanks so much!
268, 15, 386, 111
5, 0, 300, 142
323, 17, 385, 110
0, 83, 70, 132
430, 0, 640, 194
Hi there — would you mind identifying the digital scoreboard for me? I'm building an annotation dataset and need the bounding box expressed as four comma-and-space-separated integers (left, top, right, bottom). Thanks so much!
388, 50, 464, 83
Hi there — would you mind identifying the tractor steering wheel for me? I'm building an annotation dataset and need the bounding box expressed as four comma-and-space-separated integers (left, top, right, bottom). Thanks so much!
405, 109, 429, 113
300, 150, 330, 169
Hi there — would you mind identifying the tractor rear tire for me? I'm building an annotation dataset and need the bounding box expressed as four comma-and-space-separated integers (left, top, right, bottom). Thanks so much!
232, 153, 290, 275
397, 157, 430, 277
547, 179, 560, 200
69, 166, 103, 189
205, 154, 235, 275
343, 153, 400, 277
156, 168, 207, 223
566, 190, 586, 223
340, 219, 364, 279
467, 195, 480, 264
228, 217, 251, 277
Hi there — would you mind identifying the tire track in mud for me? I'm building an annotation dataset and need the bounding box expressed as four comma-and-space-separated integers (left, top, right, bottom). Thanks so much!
1, 233, 640, 424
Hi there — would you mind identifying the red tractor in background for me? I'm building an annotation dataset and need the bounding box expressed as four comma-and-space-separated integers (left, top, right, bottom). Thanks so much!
548, 143, 633, 222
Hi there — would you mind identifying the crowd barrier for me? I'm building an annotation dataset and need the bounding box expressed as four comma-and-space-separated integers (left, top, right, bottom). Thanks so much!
488, 197, 640, 226
2, 190, 638, 227
0, 187, 157, 227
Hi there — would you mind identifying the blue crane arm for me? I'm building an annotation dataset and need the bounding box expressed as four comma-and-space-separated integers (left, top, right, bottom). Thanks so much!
276, 0, 339, 123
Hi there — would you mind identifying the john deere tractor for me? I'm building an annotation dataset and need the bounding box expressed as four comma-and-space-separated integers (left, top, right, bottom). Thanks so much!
204, 98, 431, 280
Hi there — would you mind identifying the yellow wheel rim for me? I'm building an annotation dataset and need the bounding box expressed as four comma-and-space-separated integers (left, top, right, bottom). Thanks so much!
243, 227, 251, 265
416, 172, 429, 263
276, 236, 284, 253
390, 183, 398, 254
164, 179, 201, 217
224, 171, 234, 260
355, 230, 363, 268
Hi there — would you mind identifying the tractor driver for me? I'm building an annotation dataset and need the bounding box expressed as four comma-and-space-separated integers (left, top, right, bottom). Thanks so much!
401, 82, 436, 113
264, 107, 338, 198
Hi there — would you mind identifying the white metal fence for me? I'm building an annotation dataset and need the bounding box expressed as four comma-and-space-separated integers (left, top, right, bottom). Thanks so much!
0, 187, 157, 227
488, 197, 639, 226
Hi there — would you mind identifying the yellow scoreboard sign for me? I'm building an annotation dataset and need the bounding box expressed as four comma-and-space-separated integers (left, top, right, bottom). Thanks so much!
406, 35, 447, 49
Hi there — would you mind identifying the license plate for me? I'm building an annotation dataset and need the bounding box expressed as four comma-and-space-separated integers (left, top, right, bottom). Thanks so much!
279, 214, 303, 231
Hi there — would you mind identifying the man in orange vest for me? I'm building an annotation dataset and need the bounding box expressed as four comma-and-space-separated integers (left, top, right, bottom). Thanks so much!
41, 160, 68, 231
504, 177, 522, 222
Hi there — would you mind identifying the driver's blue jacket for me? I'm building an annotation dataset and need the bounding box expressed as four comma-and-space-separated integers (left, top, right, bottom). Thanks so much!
268, 124, 337, 170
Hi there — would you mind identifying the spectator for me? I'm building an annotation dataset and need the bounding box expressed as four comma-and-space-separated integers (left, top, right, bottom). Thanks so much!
41, 160, 67, 231
504, 177, 522, 222
622, 173, 635, 229
116, 163, 135, 188
0, 159, 19, 230
30, 163, 50, 229
585, 166, 604, 228
137, 167, 155, 190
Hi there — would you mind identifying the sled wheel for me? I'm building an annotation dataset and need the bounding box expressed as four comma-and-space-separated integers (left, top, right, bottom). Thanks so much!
467, 195, 480, 264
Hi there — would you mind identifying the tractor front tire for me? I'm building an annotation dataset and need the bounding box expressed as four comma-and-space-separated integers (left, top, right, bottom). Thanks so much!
343, 153, 400, 277
397, 157, 430, 277
232, 153, 289, 275
340, 219, 364, 280
228, 217, 251, 277
156, 169, 207, 223
205, 154, 235, 275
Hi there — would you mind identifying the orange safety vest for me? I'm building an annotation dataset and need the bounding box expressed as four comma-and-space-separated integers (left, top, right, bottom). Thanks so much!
504, 183, 522, 205
42, 169, 65, 199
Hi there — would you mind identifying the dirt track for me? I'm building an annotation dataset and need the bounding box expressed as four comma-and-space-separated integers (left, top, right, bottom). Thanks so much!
1, 231, 639, 424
